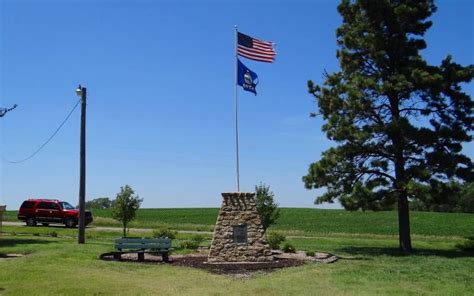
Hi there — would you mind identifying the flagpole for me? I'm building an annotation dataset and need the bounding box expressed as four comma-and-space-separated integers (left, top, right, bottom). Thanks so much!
234, 25, 240, 192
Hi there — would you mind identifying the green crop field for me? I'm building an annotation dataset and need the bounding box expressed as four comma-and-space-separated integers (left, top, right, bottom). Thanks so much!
4, 208, 474, 237
1, 209, 473, 295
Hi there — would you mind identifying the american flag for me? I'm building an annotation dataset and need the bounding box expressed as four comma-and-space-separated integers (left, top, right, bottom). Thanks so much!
237, 32, 276, 63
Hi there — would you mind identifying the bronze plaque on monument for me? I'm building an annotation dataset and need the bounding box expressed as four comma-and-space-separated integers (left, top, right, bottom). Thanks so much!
233, 225, 247, 243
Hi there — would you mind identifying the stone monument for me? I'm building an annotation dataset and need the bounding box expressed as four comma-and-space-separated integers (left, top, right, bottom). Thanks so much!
208, 192, 273, 263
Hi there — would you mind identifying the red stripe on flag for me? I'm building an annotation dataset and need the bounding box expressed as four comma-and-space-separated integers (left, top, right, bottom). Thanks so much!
237, 50, 274, 63
237, 45, 276, 56
253, 40, 273, 49
238, 45, 276, 57
253, 44, 274, 52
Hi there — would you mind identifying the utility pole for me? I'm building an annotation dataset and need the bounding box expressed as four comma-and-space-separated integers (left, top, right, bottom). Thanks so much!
76, 85, 87, 244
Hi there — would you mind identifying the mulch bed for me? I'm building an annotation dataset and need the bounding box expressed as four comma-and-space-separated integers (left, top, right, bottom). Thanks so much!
173, 255, 305, 275
99, 252, 305, 276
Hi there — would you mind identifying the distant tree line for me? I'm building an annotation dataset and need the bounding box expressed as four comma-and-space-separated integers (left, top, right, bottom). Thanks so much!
409, 182, 473, 213
339, 181, 474, 213
82, 197, 114, 210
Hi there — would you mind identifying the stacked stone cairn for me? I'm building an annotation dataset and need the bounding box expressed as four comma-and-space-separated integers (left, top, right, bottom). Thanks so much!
208, 192, 273, 263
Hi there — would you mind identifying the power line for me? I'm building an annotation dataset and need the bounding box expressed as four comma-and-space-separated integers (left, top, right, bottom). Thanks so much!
1, 99, 81, 164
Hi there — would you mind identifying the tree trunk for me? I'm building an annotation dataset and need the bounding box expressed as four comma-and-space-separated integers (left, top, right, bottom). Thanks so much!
398, 189, 412, 253
123, 222, 127, 238
389, 93, 413, 253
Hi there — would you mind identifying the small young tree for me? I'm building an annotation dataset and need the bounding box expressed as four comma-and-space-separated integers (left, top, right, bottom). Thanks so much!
111, 185, 143, 237
255, 183, 280, 231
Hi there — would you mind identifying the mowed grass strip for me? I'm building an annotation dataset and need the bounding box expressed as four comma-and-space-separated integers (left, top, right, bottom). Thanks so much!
4, 208, 474, 237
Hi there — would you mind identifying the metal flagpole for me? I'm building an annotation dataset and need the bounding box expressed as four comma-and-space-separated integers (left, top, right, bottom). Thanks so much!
234, 25, 240, 192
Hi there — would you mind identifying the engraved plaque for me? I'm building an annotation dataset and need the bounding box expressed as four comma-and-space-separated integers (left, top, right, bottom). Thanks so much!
233, 225, 247, 243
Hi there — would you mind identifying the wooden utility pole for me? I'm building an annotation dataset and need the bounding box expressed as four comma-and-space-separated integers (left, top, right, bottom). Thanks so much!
77, 85, 87, 244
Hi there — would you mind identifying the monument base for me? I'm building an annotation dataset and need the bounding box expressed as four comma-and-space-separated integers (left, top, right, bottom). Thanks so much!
208, 192, 273, 263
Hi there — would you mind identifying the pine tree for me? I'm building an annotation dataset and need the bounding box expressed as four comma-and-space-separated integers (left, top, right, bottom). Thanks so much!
303, 0, 473, 253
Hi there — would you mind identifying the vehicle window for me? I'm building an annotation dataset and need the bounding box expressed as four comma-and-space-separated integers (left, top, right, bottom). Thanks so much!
37, 202, 59, 209
60, 202, 75, 210
20, 201, 35, 209
37, 202, 49, 209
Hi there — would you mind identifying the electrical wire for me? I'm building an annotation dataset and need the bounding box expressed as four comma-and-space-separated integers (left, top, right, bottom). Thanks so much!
1, 99, 81, 164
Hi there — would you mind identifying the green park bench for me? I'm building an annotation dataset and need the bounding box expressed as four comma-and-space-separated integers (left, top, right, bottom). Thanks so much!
113, 238, 172, 262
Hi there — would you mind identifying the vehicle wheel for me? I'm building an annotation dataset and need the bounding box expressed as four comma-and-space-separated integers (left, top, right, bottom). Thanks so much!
65, 217, 76, 228
42, 223, 49, 226
26, 217, 37, 226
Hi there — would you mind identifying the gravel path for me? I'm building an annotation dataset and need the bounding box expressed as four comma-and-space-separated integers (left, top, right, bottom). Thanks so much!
2, 221, 213, 235
2, 222, 322, 239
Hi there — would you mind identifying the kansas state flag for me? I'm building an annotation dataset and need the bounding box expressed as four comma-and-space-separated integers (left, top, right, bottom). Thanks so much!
237, 58, 259, 95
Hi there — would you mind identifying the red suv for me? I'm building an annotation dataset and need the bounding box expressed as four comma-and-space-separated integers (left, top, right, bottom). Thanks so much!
17, 199, 93, 228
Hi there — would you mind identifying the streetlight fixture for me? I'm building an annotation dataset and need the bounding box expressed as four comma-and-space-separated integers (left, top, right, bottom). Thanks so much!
75, 85, 83, 97
76, 84, 87, 244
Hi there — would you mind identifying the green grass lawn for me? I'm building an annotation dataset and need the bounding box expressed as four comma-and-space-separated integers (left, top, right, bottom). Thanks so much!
1, 209, 473, 295
0, 229, 473, 295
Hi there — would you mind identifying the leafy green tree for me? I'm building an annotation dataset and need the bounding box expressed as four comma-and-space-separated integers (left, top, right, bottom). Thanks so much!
255, 183, 280, 231
303, 0, 473, 252
84, 197, 113, 210
111, 185, 143, 237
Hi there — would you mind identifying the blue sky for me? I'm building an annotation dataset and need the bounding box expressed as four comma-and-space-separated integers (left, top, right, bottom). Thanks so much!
1, 0, 472, 210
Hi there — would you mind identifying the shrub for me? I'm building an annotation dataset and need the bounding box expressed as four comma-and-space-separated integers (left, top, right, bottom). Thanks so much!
266, 232, 286, 249
456, 237, 474, 253
180, 240, 199, 250
49, 231, 58, 238
11, 232, 17, 236
179, 234, 207, 250
191, 234, 206, 245
33, 232, 39, 236
306, 251, 315, 257
153, 228, 177, 239
282, 243, 296, 253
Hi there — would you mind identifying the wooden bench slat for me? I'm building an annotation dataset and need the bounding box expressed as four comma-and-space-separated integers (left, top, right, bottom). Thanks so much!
116, 243, 171, 246
115, 238, 171, 244
115, 242, 171, 247
115, 245, 170, 249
